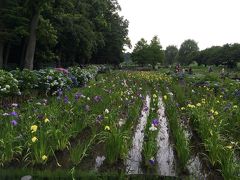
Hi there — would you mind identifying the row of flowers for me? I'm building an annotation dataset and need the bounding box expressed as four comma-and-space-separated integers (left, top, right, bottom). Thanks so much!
167, 71, 240, 179
0, 71, 155, 167
142, 92, 160, 169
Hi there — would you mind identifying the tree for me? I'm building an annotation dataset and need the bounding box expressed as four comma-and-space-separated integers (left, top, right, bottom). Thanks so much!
34, 17, 58, 68
0, 0, 28, 68
148, 36, 164, 68
1, 0, 130, 69
194, 43, 240, 68
24, 0, 52, 70
221, 43, 240, 68
177, 39, 199, 65
131, 38, 148, 66
123, 52, 131, 62
195, 46, 221, 66
164, 45, 178, 65
49, 0, 97, 66
131, 36, 164, 68
91, 0, 130, 65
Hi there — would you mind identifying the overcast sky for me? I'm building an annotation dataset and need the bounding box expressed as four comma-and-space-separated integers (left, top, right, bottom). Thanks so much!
117, 0, 240, 51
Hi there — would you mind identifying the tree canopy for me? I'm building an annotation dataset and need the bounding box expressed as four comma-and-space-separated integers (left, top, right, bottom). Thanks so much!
0, 0, 130, 69
131, 36, 164, 68
164, 45, 178, 65
194, 43, 240, 68
177, 39, 199, 65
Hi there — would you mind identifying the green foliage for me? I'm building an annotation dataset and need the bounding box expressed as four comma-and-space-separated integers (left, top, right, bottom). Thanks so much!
1, 0, 129, 69
0, 70, 20, 96
37, 69, 72, 94
68, 66, 98, 85
0, 69, 239, 179
132, 36, 164, 68
70, 134, 97, 165
148, 36, 164, 68
164, 45, 178, 65
142, 93, 158, 169
164, 94, 190, 170
0, 66, 104, 97
0, 0, 28, 42
195, 43, 240, 68
131, 38, 149, 66
101, 127, 128, 165
35, 17, 58, 63
177, 39, 199, 65
11, 69, 40, 92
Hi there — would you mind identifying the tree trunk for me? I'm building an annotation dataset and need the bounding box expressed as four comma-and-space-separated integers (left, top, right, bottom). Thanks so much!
4, 43, 10, 68
0, 42, 4, 69
24, 10, 40, 70
20, 39, 27, 69
152, 64, 155, 70
56, 54, 61, 68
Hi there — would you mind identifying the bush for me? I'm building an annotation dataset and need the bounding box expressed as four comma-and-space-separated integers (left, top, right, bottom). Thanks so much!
68, 66, 99, 86
189, 61, 198, 67
38, 68, 72, 94
11, 69, 40, 92
0, 70, 20, 96
0, 65, 109, 97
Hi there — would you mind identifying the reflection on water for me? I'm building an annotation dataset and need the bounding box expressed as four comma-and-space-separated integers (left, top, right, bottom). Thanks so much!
126, 95, 151, 174
156, 96, 176, 176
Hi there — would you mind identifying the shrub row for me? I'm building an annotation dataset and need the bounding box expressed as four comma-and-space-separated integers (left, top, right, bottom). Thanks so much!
0, 65, 110, 97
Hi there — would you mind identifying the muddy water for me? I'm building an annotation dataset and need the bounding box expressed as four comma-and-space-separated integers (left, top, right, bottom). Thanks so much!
166, 89, 207, 178
180, 116, 208, 178
187, 155, 208, 179
156, 96, 176, 176
125, 95, 151, 174
185, 129, 207, 178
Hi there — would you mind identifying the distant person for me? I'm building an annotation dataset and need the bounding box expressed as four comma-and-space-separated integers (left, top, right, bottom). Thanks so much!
189, 67, 193, 74
208, 66, 213, 73
221, 68, 225, 74
220, 68, 225, 79
182, 68, 185, 74
175, 64, 181, 73
179, 68, 185, 79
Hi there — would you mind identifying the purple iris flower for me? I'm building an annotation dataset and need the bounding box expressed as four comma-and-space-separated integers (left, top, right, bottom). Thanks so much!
94, 96, 102, 102
10, 120, 17, 126
64, 96, 69, 104
96, 115, 104, 123
71, 76, 78, 86
149, 158, 155, 165
37, 114, 44, 120
75, 92, 82, 100
10, 111, 18, 117
143, 106, 148, 112
152, 119, 159, 127
57, 89, 63, 97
